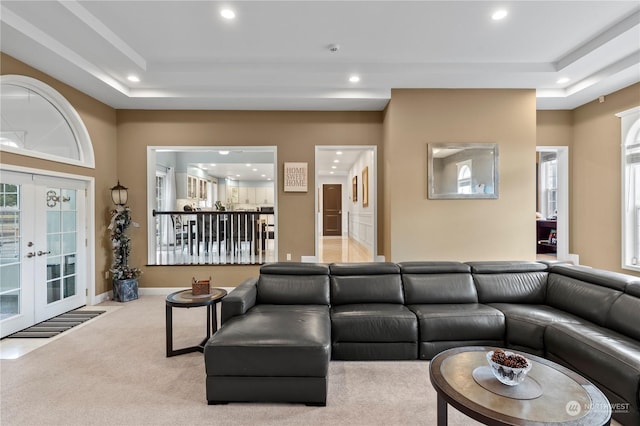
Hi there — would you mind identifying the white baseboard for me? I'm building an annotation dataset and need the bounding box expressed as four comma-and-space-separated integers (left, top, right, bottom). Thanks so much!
567, 253, 580, 265
91, 291, 112, 305
91, 287, 236, 305
139, 286, 236, 296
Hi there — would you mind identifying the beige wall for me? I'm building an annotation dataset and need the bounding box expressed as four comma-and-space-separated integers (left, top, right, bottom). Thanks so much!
0, 53, 118, 296
116, 110, 383, 287
536, 110, 572, 147
384, 89, 537, 261
571, 83, 640, 274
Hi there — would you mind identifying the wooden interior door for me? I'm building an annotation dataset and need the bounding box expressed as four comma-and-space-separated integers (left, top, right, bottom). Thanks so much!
322, 184, 342, 236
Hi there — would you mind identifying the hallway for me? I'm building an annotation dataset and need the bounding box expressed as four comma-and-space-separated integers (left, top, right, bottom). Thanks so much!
318, 236, 372, 263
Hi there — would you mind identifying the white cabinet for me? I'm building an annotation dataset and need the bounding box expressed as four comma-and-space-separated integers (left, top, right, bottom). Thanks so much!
255, 187, 274, 204
187, 176, 198, 199
239, 187, 256, 204
226, 184, 274, 206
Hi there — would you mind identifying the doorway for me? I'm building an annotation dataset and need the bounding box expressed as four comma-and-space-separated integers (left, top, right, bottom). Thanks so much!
314, 146, 378, 262
535, 146, 570, 262
0, 170, 88, 337
322, 184, 342, 236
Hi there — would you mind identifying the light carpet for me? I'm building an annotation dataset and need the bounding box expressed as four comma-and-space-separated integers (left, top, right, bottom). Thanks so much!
0, 295, 618, 426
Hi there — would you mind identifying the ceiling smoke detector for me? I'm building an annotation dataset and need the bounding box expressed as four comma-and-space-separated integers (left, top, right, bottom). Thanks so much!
328, 44, 340, 53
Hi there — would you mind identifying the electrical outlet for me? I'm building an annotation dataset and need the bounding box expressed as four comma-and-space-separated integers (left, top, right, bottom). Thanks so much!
286, 253, 292, 261
104, 271, 109, 279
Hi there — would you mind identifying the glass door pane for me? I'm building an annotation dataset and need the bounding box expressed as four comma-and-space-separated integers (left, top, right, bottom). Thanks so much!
0, 183, 21, 320
45, 187, 77, 305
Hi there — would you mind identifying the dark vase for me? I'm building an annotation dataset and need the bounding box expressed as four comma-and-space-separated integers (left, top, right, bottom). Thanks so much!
113, 278, 138, 302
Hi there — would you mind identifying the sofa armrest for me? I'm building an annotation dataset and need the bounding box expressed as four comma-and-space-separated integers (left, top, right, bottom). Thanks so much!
221, 277, 258, 324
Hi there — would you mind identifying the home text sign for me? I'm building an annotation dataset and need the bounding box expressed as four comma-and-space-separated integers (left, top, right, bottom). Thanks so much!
284, 162, 308, 192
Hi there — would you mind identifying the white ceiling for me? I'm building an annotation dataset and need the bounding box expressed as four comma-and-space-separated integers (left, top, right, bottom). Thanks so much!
1, 1, 639, 112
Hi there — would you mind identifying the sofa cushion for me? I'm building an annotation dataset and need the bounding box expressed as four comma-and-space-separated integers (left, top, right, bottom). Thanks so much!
488, 303, 583, 351
329, 262, 400, 276
408, 303, 504, 341
403, 273, 477, 304
545, 322, 640, 420
473, 272, 548, 303
626, 281, 640, 297
550, 264, 637, 291
606, 293, 640, 341
257, 263, 330, 305
330, 304, 417, 342
398, 261, 470, 274
467, 261, 548, 274
546, 273, 622, 326
330, 263, 404, 305
205, 305, 330, 377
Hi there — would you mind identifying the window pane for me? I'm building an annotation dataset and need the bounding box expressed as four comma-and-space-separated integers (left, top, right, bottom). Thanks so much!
0, 290, 20, 320
47, 211, 61, 233
62, 212, 76, 232
0, 85, 79, 160
47, 279, 61, 304
62, 233, 76, 254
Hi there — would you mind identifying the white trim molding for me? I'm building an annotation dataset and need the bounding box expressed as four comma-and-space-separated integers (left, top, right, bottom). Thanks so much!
0, 75, 96, 168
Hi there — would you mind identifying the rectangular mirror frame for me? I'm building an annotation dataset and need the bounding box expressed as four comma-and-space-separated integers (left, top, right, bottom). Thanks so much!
427, 142, 499, 199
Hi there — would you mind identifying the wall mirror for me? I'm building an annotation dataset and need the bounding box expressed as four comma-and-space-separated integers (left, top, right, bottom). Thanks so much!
427, 143, 499, 199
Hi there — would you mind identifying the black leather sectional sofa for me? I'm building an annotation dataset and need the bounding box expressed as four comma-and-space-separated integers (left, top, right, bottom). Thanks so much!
204, 261, 640, 425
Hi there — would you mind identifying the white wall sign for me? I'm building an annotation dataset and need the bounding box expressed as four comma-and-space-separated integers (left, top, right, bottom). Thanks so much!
284, 162, 308, 192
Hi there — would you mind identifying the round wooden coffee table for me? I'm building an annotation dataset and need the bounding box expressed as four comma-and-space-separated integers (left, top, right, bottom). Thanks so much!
429, 346, 611, 426
165, 288, 227, 357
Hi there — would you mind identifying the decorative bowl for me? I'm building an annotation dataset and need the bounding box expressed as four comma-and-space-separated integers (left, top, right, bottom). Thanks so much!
486, 350, 531, 386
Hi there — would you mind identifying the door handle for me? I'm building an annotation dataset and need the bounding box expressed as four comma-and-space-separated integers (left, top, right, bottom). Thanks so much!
26, 252, 36, 258
37, 250, 51, 256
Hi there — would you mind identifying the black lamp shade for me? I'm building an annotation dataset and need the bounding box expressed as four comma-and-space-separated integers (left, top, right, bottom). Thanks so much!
111, 181, 128, 206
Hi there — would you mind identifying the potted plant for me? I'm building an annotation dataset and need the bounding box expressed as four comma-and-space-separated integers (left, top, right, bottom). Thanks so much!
108, 205, 141, 302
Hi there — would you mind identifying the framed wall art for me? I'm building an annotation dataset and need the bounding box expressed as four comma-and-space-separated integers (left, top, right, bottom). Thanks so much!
362, 166, 369, 207
352, 175, 358, 202
283, 162, 308, 192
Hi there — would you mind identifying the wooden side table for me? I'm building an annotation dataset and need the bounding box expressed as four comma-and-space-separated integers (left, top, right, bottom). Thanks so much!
429, 346, 611, 426
165, 288, 227, 357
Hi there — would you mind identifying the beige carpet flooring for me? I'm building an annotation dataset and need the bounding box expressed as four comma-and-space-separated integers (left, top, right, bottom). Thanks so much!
0, 296, 620, 426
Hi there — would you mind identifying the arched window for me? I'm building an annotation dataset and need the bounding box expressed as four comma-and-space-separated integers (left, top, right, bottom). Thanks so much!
457, 160, 472, 194
619, 106, 640, 271
0, 75, 95, 168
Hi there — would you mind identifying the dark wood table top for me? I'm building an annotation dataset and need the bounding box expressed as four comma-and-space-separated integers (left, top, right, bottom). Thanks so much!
429, 346, 611, 426
165, 288, 227, 308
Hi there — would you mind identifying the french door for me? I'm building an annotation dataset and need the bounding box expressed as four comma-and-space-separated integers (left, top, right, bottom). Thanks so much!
0, 171, 87, 338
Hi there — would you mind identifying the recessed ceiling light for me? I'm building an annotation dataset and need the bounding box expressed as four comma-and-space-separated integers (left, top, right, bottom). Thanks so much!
127, 75, 140, 82
261, 174, 266, 177
331, 166, 337, 169
336, 151, 343, 155
236, 174, 241, 177
349, 75, 360, 83
246, 163, 251, 167
220, 9, 235, 19
219, 150, 229, 155
556, 77, 570, 84
492, 10, 508, 20
333, 159, 340, 163
252, 168, 258, 172
330, 172, 334, 175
